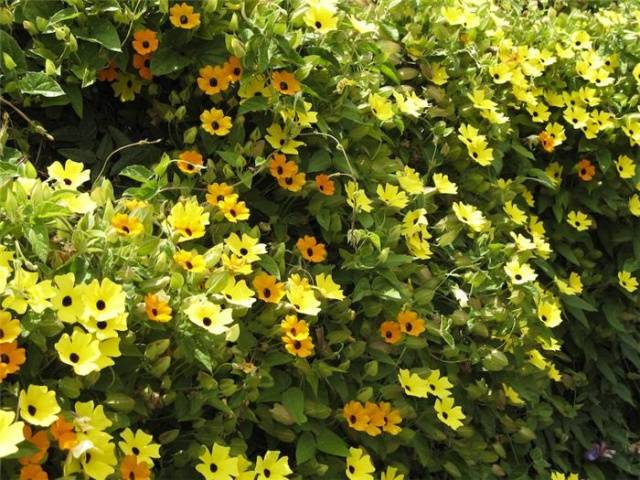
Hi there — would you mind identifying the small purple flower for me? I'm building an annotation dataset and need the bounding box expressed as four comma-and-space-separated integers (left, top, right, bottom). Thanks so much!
585, 442, 616, 461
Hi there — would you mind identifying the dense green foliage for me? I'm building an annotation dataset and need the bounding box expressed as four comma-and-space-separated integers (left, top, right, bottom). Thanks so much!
1, 0, 640, 479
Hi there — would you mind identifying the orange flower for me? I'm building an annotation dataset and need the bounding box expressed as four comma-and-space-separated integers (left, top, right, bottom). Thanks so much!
0, 341, 26, 381
269, 154, 296, 179
577, 158, 596, 181
177, 150, 204, 174
132, 30, 158, 55
225, 56, 243, 82
378, 402, 403, 435
277, 172, 306, 192
206, 182, 235, 206
132, 54, 153, 80
271, 71, 301, 95
19, 425, 50, 465
343, 401, 369, 432
20, 465, 47, 480
50, 416, 77, 450
397, 310, 426, 336
315, 174, 335, 195
296, 235, 327, 262
169, 3, 201, 29
253, 273, 286, 303
144, 293, 173, 322
538, 131, 555, 152
379, 321, 401, 344
197, 65, 230, 95
97, 59, 118, 82
120, 455, 151, 480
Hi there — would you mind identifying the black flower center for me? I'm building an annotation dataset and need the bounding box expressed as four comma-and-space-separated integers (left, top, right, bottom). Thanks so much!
152, 308, 158, 316
132, 447, 140, 455
277, 166, 284, 175
349, 414, 356, 424
0, 329, 4, 338
142, 41, 149, 49
315, 21, 322, 28
97, 320, 108, 330
180, 15, 188, 24
203, 317, 212, 326
96, 300, 106, 310
0, 353, 9, 363
64, 178, 72, 185
307, 248, 314, 257
70, 353, 79, 363
264, 469, 271, 478
62, 295, 73, 307
212, 121, 219, 130
185, 228, 193, 236
185, 261, 193, 270
122, 225, 130, 233
442, 411, 449, 419
406, 322, 413, 332
279, 81, 288, 91
386, 330, 392, 338
233, 67, 241, 76
240, 248, 248, 255
209, 77, 218, 87
349, 466, 355, 474
293, 340, 301, 349
28, 405, 37, 416
210, 463, 218, 472
514, 274, 522, 281
263, 288, 271, 298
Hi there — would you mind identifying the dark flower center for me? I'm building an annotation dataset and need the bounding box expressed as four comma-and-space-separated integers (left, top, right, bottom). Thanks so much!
233, 67, 241, 76
185, 228, 193, 236
279, 81, 288, 91
293, 340, 301, 349
142, 41, 149, 49
210, 463, 218, 472
28, 405, 37, 416
386, 330, 392, 338
212, 121, 220, 130
70, 353, 79, 363
307, 248, 314, 257
203, 317, 212, 326
442, 411, 449, 419
315, 21, 322, 28
132, 447, 140, 455
406, 323, 413, 332
277, 166, 284, 175
209, 77, 218, 87
0, 329, 3, 338
514, 274, 522, 281
263, 288, 271, 298
62, 295, 73, 307
349, 466, 355, 474
264, 469, 271, 478
349, 414, 356, 424
64, 178, 73, 185
122, 226, 130, 233
185, 261, 193, 270
151, 308, 158, 316
240, 248, 248, 255
180, 15, 188, 24
96, 300, 106, 310
0, 354, 9, 363
285, 177, 293, 185
97, 320, 108, 329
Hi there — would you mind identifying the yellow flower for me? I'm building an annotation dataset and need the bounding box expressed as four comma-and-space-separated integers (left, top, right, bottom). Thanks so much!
19, 385, 61, 427
145, 292, 172, 322
381, 466, 405, 480
566, 210, 592, 231
280, 314, 309, 340
537, 301, 562, 327
254, 450, 292, 480
424, 369, 453, 398
346, 181, 373, 213
488, 63, 512, 84
504, 258, 537, 284
111, 213, 144, 237
434, 397, 465, 430
368, 93, 394, 121
167, 198, 210, 241
452, 202, 488, 232
222, 277, 256, 308
503, 201, 527, 225
555, 272, 583, 295
2, 268, 55, 314
430, 64, 449, 85
457, 123, 482, 146
615, 154, 636, 179
118, 428, 161, 466
315, 273, 345, 300
393, 90, 429, 116
618, 271, 638, 293
83, 277, 127, 321
282, 334, 314, 358
265, 124, 304, 154
396, 166, 423, 194
0, 311, 21, 343
570, 30, 592, 49
218, 196, 251, 223
55, 328, 101, 375
376, 183, 408, 209
467, 139, 494, 166
346, 447, 375, 480
629, 194, 640, 216
398, 369, 428, 398
51, 273, 85, 323
545, 161, 563, 187
173, 249, 207, 273
47, 159, 90, 189
502, 384, 525, 406
432, 173, 457, 194
0, 409, 25, 458
225, 233, 267, 263
169, 2, 200, 29
112, 73, 142, 102
286, 281, 321, 316
303, 3, 338, 33
186, 299, 234, 335
201, 108, 232, 136
196, 443, 239, 480
82, 311, 127, 340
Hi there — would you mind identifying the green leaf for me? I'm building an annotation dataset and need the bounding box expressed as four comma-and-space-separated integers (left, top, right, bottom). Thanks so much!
307, 150, 331, 172
512, 142, 535, 160
315, 427, 349, 457
151, 48, 191, 76
26, 223, 49, 262
282, 387, 307, 425
119, 165, 155, 183
76, 17, 121, 51
0, 31, 26, 71
3, 441, 40, 459
561, 295, 597, 312
259, 255, 281, 280
19, 72, 65, 97
218, 151, 244, 168
296, 431, 316, 464
238, 96, 269, 115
